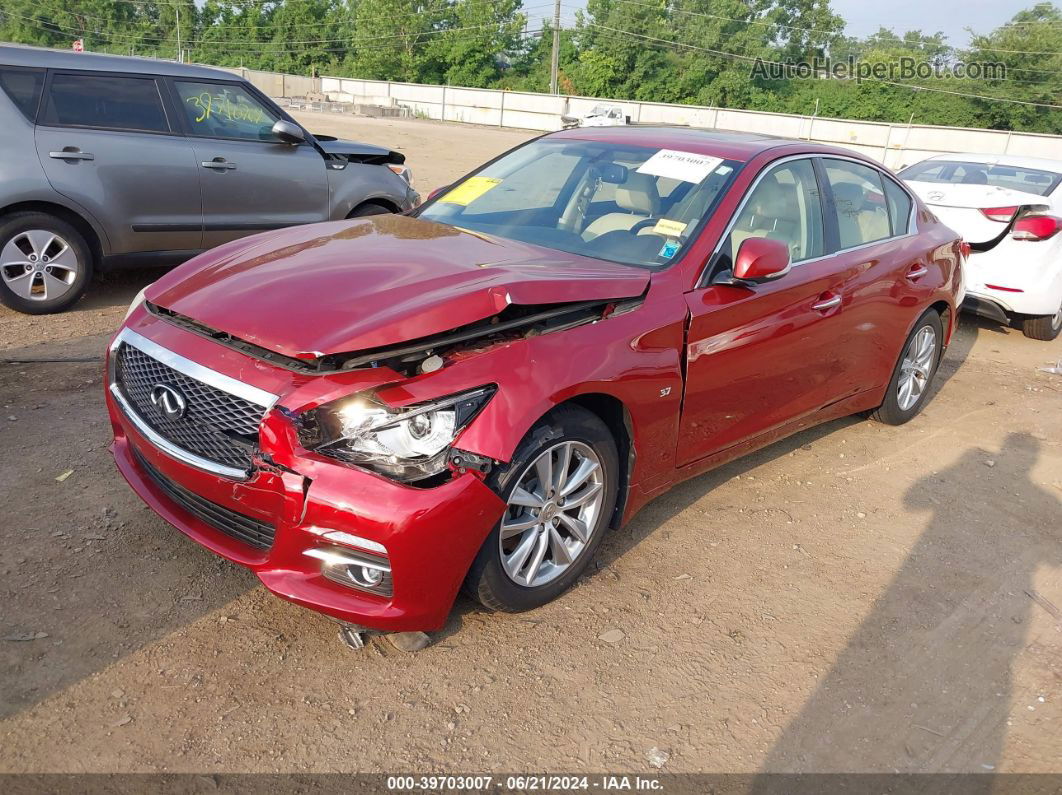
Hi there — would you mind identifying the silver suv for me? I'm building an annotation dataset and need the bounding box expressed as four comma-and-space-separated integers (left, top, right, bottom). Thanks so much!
0, 45, 419, 314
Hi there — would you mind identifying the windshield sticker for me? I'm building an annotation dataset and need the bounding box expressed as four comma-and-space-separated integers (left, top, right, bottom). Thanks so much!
637, 150, 724, 183
659, 240, 681, 259
439, 177, 502, 206
653, 218, 687, 237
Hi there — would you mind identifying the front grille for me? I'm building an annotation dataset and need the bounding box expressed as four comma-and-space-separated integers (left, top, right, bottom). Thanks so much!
115, 342, 267, 473
134, 448, 275, 550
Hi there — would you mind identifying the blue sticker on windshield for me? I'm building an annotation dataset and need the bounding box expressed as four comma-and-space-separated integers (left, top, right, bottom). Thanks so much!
659, 240, 680, 259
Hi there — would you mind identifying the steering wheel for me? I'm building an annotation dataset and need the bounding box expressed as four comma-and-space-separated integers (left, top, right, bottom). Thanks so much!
629, 218, 662, 236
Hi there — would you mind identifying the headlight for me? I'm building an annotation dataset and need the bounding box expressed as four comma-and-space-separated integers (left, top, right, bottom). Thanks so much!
124, 285, 149, 320
300, 386, 495, 482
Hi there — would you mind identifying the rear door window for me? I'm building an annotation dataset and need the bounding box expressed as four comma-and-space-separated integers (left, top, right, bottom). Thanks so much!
40, 73, 170, 133
173, 80, 279, 141
0, 68, 44, 121
883, 178, 913, 236
822, 159, 892, 249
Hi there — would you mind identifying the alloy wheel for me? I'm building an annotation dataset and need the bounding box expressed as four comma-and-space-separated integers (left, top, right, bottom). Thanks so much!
499, 440, 605, 588
0, 230, 80, 302
897, 324, 938, 411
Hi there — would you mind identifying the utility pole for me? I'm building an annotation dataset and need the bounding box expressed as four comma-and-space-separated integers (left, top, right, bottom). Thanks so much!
549, 0, 561, 95
175, 3, 182, 63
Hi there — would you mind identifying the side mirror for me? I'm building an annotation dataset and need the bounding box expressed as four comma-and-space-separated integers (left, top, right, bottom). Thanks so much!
733, 237, 791, 284
272, 120, 305, 144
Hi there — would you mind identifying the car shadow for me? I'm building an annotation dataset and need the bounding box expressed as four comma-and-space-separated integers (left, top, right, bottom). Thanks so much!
594, 415, 864, 574
79, 267, 171, 312
754, 432, 1060, 776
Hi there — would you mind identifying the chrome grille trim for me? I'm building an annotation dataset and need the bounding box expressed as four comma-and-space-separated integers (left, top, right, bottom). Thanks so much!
108, 327, 280, 480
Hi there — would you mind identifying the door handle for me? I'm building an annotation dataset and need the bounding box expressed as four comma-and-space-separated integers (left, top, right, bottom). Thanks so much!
906, 264, 929, 280
201, 159, 237, 170
811, 294, 842, 312
49, 150, 94, 160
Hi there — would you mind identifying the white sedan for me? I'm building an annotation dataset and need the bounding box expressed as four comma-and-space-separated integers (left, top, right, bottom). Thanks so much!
900, 154, 1062, 341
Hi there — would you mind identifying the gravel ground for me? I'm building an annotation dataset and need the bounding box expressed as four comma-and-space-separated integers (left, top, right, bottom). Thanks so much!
0, 115, 1060, 775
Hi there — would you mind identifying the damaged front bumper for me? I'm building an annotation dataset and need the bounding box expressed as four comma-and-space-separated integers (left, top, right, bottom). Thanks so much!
105, 315, 506, 633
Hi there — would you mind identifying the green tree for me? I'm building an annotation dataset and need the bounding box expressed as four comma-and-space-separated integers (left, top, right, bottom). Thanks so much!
964, 2, 1062, 133
432, 0, 525, 87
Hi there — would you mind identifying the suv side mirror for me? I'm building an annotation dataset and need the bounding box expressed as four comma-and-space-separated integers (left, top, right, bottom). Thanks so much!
272, 120, 305, 144
733, 237, 791, 284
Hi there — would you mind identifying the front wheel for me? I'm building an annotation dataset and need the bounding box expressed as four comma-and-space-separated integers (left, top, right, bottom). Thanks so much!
464, 405, 619, 613
348, 201, 393, 218
871, 309, 943, 426
1021, 303, 1062, 341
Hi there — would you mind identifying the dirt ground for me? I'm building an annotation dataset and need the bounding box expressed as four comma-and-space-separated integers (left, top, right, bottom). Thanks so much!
0, 114, 1060, 775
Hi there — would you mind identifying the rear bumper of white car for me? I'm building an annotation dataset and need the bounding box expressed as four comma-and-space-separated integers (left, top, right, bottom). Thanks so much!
961, 236, 1062, 318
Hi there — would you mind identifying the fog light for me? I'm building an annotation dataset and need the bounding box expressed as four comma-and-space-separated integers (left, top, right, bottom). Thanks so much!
348, 563, 384, 589
304, 547, 393, 597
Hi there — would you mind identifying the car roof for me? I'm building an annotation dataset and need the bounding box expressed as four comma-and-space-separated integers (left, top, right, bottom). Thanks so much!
916, 152, 1062, 174
0, 43, 236, 81
547, 125, 861, 163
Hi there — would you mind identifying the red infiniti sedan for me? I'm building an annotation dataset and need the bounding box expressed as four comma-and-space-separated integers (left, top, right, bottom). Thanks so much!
106, 128, 964, 632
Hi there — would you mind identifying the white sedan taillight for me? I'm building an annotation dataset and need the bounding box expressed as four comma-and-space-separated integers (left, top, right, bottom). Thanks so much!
980, 206, 1018, 222
1012, 215, 1062, 241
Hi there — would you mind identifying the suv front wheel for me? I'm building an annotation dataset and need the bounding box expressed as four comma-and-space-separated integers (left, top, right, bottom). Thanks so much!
0, 212, 93, 315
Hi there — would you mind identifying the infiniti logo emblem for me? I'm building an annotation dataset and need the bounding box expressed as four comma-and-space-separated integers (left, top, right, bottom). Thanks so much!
927, 190, 945, 202
150, 383, 188, 420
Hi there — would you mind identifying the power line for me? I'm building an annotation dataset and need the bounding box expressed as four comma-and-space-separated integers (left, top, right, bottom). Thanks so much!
611, 0, 1062, 57
592, 2, 1062, 77
588, 24, 1062, 110
1, 4, 552, 46
4, 12, 531, 51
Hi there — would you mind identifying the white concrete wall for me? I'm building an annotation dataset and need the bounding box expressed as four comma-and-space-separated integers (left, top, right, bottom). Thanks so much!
228, 72, 1062, 168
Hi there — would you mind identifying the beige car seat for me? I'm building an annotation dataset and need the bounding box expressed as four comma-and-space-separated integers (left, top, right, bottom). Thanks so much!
833, 182, 890, 247
582, 172, 660, 240
728, 176, 801, 261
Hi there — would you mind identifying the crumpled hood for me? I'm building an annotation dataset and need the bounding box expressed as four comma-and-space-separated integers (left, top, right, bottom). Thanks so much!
146, 214, 649, 360
315, 136, 403, 163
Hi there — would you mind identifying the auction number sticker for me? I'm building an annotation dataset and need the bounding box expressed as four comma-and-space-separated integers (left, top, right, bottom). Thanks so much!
637, 149, 723, 183
440, 176, 502, 206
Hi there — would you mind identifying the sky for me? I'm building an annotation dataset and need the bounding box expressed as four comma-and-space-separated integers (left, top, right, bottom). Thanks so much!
554, 0, 1037, 47
829, 0, 1033, 46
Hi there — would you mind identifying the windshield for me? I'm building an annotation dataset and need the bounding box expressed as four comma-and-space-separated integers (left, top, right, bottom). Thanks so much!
417, 139, 739, 268
900, 160, 1061, 197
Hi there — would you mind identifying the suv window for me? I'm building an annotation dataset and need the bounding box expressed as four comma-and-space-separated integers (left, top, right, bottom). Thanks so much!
723, 158, 824, 264
823, 159, 891, 249
41, 73, 169, 133
0, 68, 44, 121
883, 178, 913, 236
174, 81, 278, 141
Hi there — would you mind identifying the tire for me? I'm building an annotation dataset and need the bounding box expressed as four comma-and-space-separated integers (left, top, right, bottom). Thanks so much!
871, 309, 944, 426
348, 201, 393, 218
463, 405, 619, 613
0, 212, 93, 315
1021, 304, 1062, 341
